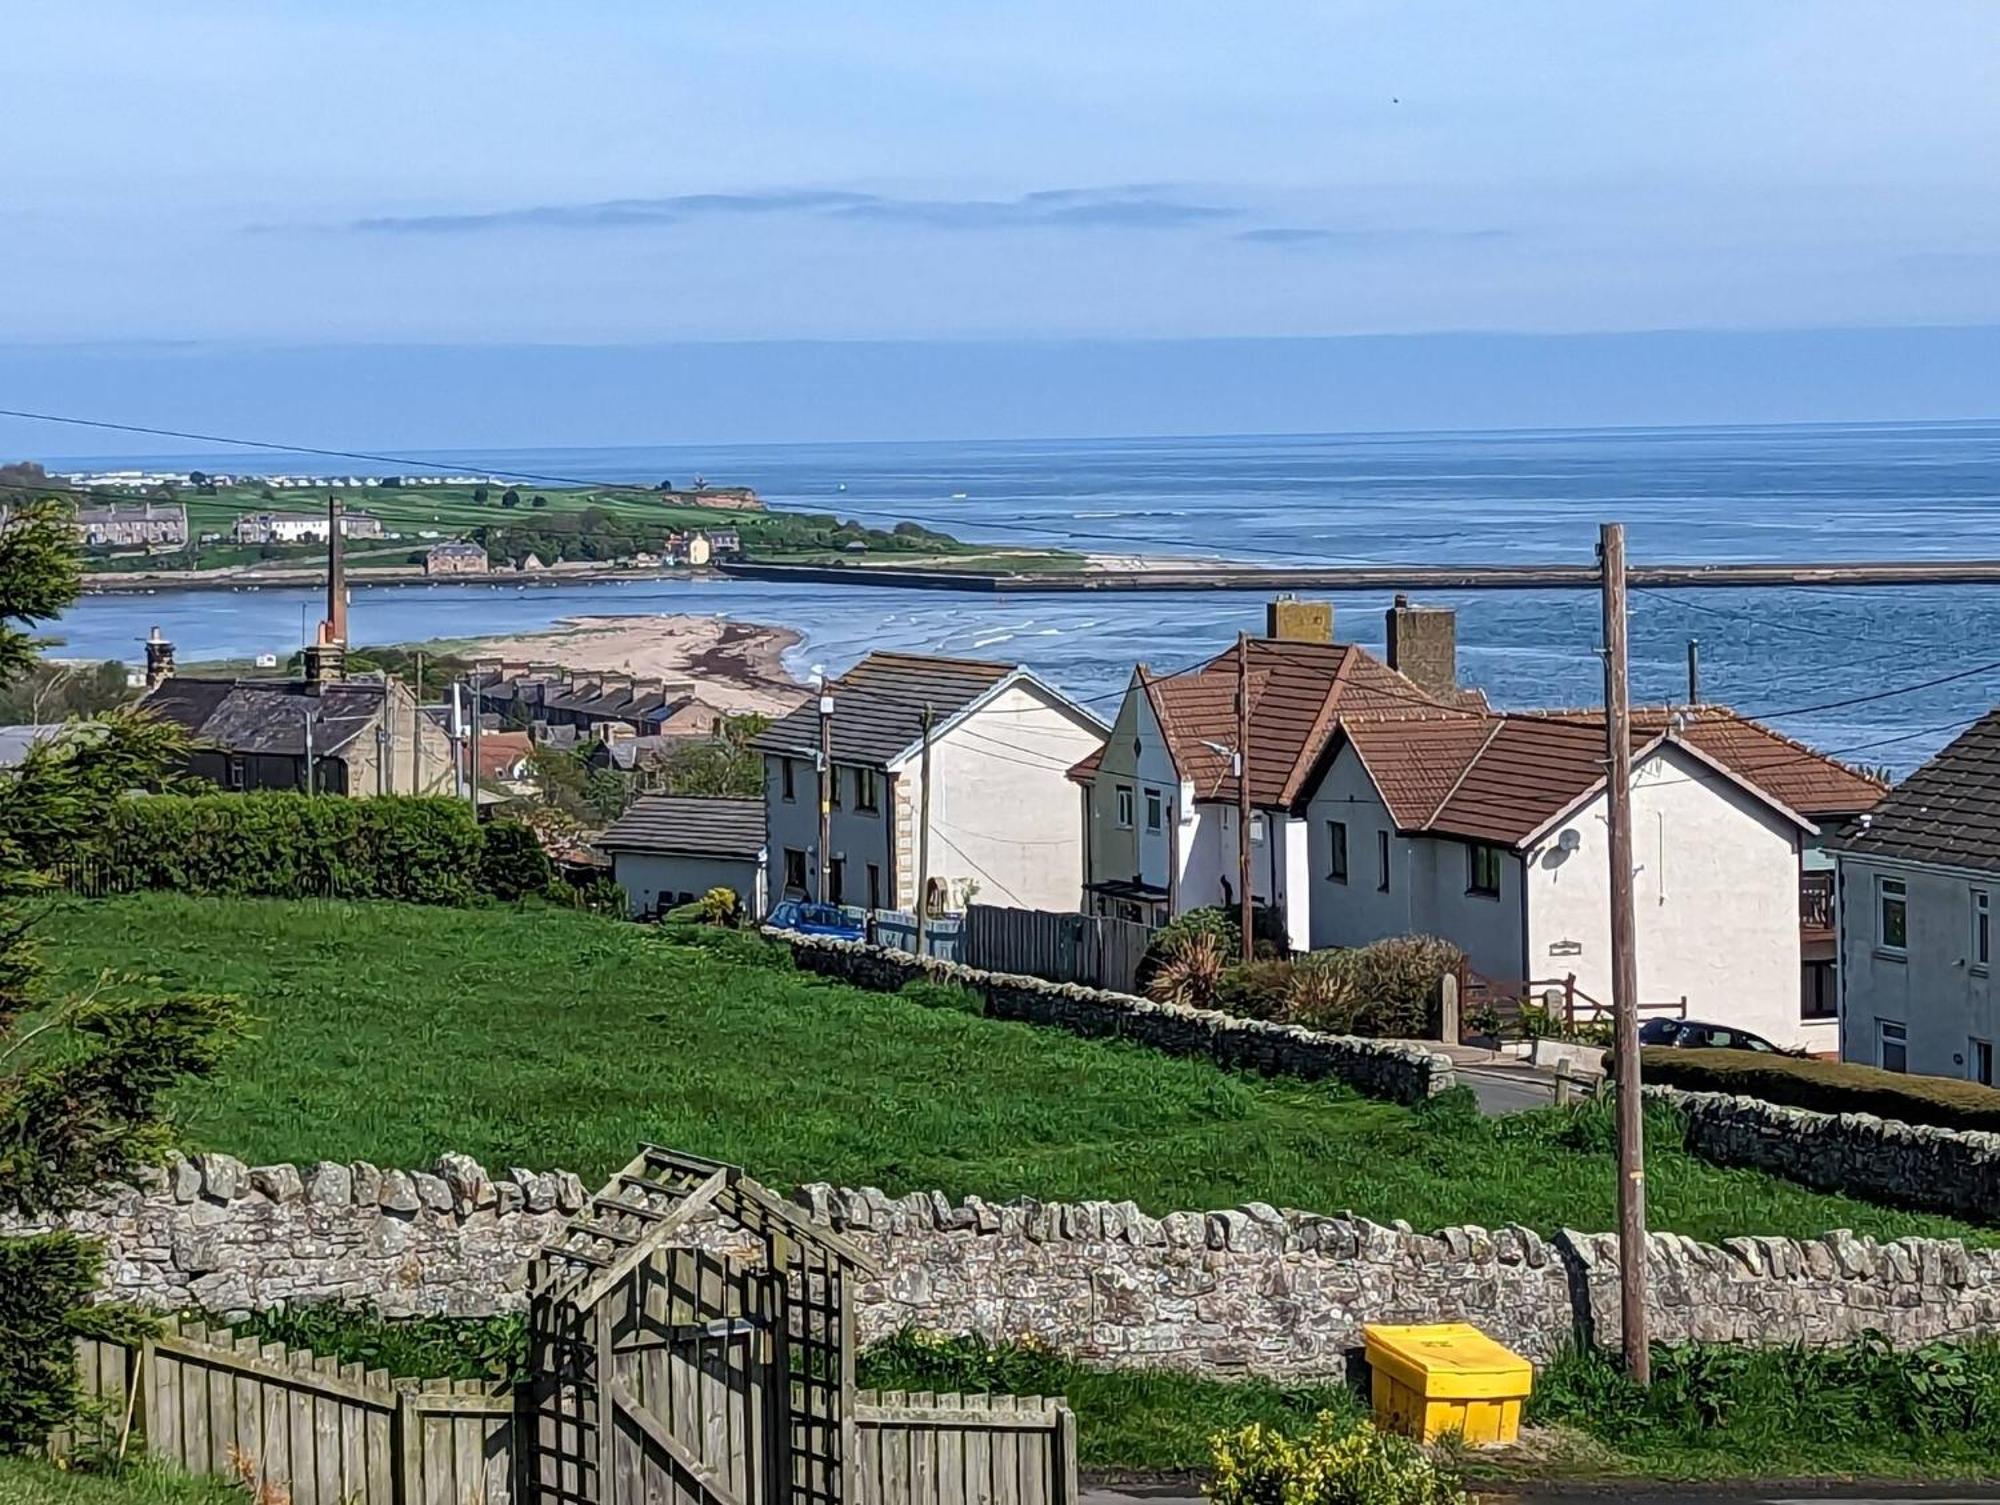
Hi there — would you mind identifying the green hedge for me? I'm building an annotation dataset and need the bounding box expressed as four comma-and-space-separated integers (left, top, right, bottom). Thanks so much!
93, 794, 485, 906
1644, 1045, 2000, 1133
0, 1234, 98, 1454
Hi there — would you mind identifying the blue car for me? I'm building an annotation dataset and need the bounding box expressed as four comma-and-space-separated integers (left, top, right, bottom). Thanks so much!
765, 900, 866, 942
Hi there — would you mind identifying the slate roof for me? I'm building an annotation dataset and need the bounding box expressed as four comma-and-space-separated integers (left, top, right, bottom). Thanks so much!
1823, 709, 2000, 873
597, 796, 767, 859
141, 676, 392, 757
753, 651, 1019, 766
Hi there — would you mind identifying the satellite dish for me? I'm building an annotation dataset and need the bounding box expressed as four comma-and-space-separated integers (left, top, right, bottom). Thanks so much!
1557, 828, 1582, 853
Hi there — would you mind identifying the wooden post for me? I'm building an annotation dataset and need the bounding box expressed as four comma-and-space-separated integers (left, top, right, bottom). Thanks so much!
1599, 520, 1650, 1385
396, 1387, 422, 1504
916, 703, 935, 955
817, 678, 834, 904
1236, 631, 1253, 964
1438, 970, 1460, 1045
1554, 1057, 1574, 1108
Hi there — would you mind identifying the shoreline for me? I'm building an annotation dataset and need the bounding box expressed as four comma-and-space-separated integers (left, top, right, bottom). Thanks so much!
418, 612, 811, 719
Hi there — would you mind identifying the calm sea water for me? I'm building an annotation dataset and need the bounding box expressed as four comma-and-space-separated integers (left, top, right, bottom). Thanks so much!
43, 420, 2000, 774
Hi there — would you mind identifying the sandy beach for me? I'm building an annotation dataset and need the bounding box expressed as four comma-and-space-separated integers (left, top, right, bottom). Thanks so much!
441, 613, 810, 717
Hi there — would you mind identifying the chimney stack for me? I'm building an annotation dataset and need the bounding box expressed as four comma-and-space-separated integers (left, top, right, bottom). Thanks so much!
1265, 595, 1334, 644
302, 641, 346, 685
324, 494, 348, 649
143, 626, 176, 690
1385, 594, 1458, 700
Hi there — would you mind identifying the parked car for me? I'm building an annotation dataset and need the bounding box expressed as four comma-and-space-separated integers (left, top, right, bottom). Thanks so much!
765, 900, 866, 942
1638, 1017, 1796, 1054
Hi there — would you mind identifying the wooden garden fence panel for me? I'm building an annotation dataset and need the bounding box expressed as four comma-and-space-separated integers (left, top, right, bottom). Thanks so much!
851, 1391, 1076, 1505
962, 906, 1154, 996
69, 1320, 520, 1505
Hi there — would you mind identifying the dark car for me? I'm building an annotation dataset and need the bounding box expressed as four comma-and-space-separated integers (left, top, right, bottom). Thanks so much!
764, 900, 866, 942
1639, 1017, 1792, 1054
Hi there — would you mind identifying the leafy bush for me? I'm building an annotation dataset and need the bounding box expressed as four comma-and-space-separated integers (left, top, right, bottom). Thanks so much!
1137, 905, 1286, 991
475, 820, 553, 900
0, 1233, 99, 1453
223, 1304, 526, 1382
1216, 959, 1298, 1021
1287, 952, 1363, 1033
1349, 935, 1461, 1039
1147, 929, 1226, 1009
1642, 1046, 2000, 1133
1209, 1415, 1469, 1505
91, 794, 483, 906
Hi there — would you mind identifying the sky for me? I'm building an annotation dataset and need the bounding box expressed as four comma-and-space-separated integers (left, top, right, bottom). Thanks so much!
6, 2, 2000, 446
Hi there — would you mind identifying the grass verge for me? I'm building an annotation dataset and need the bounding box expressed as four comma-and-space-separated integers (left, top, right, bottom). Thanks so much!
0, 1459, 237, 1505
32, 893, 1993, 1244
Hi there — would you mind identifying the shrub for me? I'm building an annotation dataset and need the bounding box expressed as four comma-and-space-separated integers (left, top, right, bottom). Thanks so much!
0, 1233, 98, 1453
1209, 1415, 1469, 1505
1642, 1046, 2000, 1134
1216, 960, 1298, 1021
1148, 930, 1226, 1009
91, 794, 483, 906
476, 819, 553, 900
1350, 935, 1462, 1039
1137, 904, 1285, 991
1287, 952, 1363, 1033
223, 1303, 525, 1382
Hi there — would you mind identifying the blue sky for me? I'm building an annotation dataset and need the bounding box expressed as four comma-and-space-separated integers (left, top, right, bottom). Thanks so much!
6, 2, 2000, 444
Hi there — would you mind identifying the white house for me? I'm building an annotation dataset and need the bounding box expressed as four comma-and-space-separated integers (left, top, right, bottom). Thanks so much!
753, 651, 1107, 915
599, 795, 768, 919
1070, 598, 1482, 951
1296, 709, 1883, 1053
1826, 710, 2000, 1083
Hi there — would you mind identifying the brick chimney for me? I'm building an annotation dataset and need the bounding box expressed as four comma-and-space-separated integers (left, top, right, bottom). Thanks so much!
143, 626, 176, 690
1265, 596, 1334, 644
1385, 595, 1457, 699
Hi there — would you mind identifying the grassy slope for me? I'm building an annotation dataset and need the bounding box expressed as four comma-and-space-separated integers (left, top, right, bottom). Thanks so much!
0, 1461, 236, 1505
32, 893, 1990, 1245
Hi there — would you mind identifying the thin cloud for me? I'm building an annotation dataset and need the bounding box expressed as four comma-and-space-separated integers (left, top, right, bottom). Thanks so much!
1236, 225, 1509, 249
351, 185, 1238, 235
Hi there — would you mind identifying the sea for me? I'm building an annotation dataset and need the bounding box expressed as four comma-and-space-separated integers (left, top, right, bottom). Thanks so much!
40, 419, 2000, 776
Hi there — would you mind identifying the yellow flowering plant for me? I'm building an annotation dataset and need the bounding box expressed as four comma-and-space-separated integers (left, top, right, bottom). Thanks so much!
1209, 1415, 1470, 1505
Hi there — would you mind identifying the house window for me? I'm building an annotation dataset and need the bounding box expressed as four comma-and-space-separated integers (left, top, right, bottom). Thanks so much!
1328, 820, 1348, 883
1878, 1018, 1908, 1073
782, 847, 808, 894
867, 863, 882, 911
1249, 811, 1266, 844
828, 763, 842, 809
1878, 877, 1907, 954
856, 767, 880, 813
1377, 830, 1392, 892
830, 858, 845, 906
226, 756, 245, 791
1975, 890, 1990, 970
781, 758, 796, 802
1145, 788, 1163, 832
1467, 843, 1503, 898
1972, 1038, 1994, 1088
1801, 960, 1837, 1019
1116, 785, 1135, 829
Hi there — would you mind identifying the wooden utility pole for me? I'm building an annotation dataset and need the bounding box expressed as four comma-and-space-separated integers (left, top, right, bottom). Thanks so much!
1599, 521, 1651, 1385
1236, 631, 1254, 963
916, 703, 935, 954
817, 677, 834, 904
468, 679, 482, 814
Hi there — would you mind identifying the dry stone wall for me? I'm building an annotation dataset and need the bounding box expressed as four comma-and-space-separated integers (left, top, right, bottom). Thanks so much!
12, 1153, 2000, 1377
770, 930, 1455, 1105
1657, 1086, 2000, 1224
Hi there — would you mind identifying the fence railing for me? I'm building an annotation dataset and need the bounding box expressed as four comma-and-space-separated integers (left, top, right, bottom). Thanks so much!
961, 905, 1155, 995
864, 907, 965, 963
1461, 968, 1688, 1038
854, 1390, 1076, 1505
70, 1320, 518, 1505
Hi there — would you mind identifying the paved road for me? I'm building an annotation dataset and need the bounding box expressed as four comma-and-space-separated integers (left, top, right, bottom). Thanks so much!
1456, 1061, 1567, 1116
1085, 1484, 2000, 1505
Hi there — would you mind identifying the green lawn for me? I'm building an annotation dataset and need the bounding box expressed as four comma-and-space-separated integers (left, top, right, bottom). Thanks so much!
0, 1460, 236, 1505
30, 893, 1991, 1245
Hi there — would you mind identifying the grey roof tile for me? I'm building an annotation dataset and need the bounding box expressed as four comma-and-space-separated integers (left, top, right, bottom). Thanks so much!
598, 796, 766, 858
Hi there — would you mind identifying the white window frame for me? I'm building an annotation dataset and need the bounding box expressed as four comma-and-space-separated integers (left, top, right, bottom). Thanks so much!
1328, 820, 1349, 883
1144, 787, 1164, 832
1877, 876, 1907, 957
1878, 1018, 1908, 1073
1115, 785, 1134, 829
1249, 811, 1266, 844
1974, 888, 1990, 972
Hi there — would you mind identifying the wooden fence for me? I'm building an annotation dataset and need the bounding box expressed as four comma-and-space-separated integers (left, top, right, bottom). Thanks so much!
961, 905, 1153, 996
854, 1391, 1076, 1505
71, 1320, 519, 1505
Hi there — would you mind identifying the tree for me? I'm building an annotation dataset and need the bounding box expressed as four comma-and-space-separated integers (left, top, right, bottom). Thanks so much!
472, 485, 490, 505
0, 493, 241, 1448
502, 487, 521, 508
0, 660, 135, 724
531, 494, 549, 509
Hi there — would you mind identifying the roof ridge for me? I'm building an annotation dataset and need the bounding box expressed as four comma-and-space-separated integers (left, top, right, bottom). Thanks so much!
1423, 717, 1507, 826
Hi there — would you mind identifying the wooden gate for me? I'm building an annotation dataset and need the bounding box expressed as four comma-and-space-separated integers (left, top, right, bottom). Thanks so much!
527, 1146, 874, 1505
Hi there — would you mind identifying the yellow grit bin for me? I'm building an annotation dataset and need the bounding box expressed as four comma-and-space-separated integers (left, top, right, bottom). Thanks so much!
1361, 1323, 1533, 1445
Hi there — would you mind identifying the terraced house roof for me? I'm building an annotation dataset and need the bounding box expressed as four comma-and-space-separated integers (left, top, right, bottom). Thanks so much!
1824, 708, 2000, 873
598, 795, 767, 859
753, 651, 1019, 767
